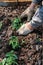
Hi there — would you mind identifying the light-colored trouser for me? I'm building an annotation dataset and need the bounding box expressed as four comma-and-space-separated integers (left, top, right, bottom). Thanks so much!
30, 6, 43, 28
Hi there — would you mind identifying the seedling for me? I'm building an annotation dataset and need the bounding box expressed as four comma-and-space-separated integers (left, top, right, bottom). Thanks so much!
0, 62, 2, 65
11, 17, 23, 30
0, 50, 18, 65
9, 36, 20, 49
0, 22, 2, 30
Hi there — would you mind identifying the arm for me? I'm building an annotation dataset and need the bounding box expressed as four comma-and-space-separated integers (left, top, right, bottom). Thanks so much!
32, 0, 42, 4
29, 3, 37, 11
20, 0, 42, 21
17, 0, 42, 35
20, 3, 37, 20
28, 0, 42, 11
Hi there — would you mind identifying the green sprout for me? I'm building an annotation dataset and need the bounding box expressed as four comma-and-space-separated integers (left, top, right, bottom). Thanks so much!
0, 50, 18, 65
9, 36, 20, 49
0, 22, 2, 30
11, 17, 23, 30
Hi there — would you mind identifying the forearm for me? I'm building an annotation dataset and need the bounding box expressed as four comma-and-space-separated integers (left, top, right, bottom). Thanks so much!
29, 3, 37, 10
27, 2, 38, 12
20, 1, 40, 20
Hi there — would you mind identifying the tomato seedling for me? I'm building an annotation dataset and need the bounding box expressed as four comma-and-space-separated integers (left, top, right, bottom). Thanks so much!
0, 50, 18, 65
0, 22, 2, 30
11, 17, 23, 30
9, 36, 20, 49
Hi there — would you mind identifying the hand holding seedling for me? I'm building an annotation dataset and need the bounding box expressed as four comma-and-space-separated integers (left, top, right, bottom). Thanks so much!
17, 1, 43, 35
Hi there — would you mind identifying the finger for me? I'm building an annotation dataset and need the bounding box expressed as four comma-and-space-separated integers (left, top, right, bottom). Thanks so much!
17, 30, 24, 35
16, 24, 26, 35
27, 16, 31, 22
20, 12, 26, 19
27, 13, 33, 22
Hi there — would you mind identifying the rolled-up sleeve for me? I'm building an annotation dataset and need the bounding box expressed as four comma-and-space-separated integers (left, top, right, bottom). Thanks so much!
32, 0, 42, 4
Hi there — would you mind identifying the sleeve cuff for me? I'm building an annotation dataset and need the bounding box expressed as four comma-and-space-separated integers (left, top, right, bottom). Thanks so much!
32, 0, 41, 4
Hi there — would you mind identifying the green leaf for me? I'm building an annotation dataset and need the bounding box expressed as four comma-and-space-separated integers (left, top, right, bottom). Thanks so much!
1, 51, 18, 65
2, 58, 6, 65
6, 50, 18, 59
9, 36, 20, 49
0, 62, 2, 65
6, 50, 14, 57
35, 38, 41, 43
0, 22, 2, 30
13, 61, 18, 65
11, 17, 23, 30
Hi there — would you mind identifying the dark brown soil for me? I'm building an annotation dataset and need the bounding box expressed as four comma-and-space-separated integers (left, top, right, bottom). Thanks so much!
0, 3, 43, 65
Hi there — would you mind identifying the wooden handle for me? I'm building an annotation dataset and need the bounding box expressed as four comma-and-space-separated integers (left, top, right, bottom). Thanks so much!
18, 0, 32, 2
0, 0, 32, 2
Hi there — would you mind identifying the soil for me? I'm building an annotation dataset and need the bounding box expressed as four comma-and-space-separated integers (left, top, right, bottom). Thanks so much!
0, 3, 43, 65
